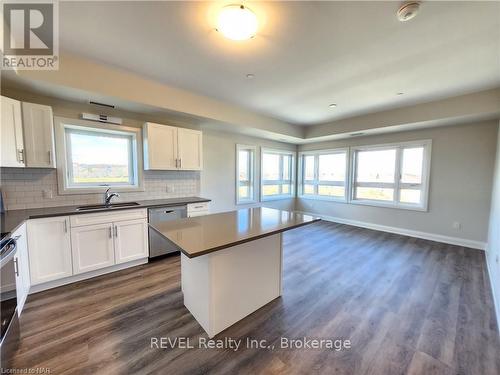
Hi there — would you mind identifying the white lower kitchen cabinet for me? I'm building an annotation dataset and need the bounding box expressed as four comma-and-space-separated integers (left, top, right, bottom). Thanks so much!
71, 223, 115, 274
25, 210, 149, 293
27, 216, 73, 285
12, 223, 30, 315
114, 219, 148, 264
187, 202, 210, 217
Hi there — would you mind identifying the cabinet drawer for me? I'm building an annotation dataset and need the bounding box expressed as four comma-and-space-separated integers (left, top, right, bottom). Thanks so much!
70, 209, 147, 227
187, 202, 209, 213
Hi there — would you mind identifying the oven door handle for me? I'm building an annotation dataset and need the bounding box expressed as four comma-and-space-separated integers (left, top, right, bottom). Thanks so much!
13, 257, 19, 277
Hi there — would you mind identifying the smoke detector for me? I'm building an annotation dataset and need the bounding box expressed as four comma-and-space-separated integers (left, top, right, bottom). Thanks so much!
397, 2, 420, 22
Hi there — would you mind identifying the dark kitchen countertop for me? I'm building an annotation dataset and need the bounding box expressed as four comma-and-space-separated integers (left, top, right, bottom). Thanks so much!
0, 197, 211, 239
149, 207, 320, 258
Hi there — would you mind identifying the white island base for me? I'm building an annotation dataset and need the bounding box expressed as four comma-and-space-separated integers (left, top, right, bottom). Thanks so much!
181, 233, 283, 338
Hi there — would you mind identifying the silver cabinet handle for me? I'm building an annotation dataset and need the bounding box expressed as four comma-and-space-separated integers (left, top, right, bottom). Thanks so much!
14, 258, 19, 277
63, 219, 68, 233
179, 158, 182, 168
48, 150, 52, 165
18, 149, 24, 163
114, 225, 118, 237
109, 227, 112, 238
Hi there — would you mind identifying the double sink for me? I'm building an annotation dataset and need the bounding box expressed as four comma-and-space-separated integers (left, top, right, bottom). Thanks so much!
76, 202, 140, 211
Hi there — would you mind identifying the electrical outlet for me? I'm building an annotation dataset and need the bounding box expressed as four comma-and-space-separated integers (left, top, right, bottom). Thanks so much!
42, 189, 53, 199
452, 221, 461, 230
166, 185, 175, 193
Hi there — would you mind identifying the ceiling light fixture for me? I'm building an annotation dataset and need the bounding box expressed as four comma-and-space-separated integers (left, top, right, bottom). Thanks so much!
329, 103, 337, 108
246, 73, 255, 79
216, 5, 258, 41
397, 2, 420, 22
396, 92, 404, 95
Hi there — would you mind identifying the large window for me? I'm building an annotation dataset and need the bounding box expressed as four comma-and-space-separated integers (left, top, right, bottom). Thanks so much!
299, 140, 432, 211
236, 144, 256, 204
55, 117, 143, 194
351, 140, 431, 209
261, 148, 294, 200
300, 149, 348, 201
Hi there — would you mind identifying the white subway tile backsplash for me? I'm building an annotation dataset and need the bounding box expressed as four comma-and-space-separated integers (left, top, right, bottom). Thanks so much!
0, 168, 200, 210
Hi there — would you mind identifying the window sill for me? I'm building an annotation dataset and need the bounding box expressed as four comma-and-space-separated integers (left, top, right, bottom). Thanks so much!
298, 195, 347, 203
236, 199, 258, 205
261, 195, 294, 202
350, 199, 428, 212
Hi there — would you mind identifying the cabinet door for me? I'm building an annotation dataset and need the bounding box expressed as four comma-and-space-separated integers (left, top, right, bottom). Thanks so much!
177, 128, 203, 170
187, 210, 209, 218
22, 102, 56, 168
114, 219, 148, 264
12, 223, 30, 315
71, 223, 115, 274
0, 96, 25, 167
27, 216, 72, 285
143, 122, 177, 170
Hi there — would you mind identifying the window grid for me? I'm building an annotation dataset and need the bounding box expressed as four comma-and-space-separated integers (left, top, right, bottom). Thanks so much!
299, 140, 431, 211
236, 145, 256, 204
300, 149, 348, 201
261, 149, 294, 201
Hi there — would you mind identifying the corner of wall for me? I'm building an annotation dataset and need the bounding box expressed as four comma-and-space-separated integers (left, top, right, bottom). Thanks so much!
485, 119, 500, 333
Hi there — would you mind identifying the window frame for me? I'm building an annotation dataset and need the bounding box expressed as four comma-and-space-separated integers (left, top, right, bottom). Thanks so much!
350, 140, 432, 211
235, 144, 257, 204
260, 148, 295, 201
298, 148, 349, 202
54, 116, 144, 195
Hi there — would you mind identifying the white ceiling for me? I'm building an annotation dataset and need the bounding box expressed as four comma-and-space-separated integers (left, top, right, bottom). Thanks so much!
39, 1, 500, 125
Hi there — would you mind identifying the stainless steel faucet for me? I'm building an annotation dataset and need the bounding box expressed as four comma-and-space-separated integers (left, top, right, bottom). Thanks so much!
104, 187, 120, 206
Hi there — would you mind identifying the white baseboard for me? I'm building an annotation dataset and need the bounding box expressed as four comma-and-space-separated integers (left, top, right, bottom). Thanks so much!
485, 249, 500, 334
29, 258, 148, 294
296, 210, 487, 250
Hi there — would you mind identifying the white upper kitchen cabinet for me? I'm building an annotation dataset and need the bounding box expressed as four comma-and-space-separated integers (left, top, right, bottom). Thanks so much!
143, 122, 178, 170
22, 102, 56, 168
143, 122, 202, 170
0, 96, 25, 167
27, 216, 73, 285
177, 128, 203, 170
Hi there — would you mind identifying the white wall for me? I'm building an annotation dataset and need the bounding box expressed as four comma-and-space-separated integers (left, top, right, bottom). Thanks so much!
0, 88, 296, 213
201, 129, 296, 213
296, 120, 499, 246
486, 120, 500, 330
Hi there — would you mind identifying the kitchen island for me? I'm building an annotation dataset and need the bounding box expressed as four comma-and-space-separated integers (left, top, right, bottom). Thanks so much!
149, 207, 319, 337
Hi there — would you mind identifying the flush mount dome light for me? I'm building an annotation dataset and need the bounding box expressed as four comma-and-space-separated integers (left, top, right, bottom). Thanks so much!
216, 5, 258, 41
397, 2, 420, 22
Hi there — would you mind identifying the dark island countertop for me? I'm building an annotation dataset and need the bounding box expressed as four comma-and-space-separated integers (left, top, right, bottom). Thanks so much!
149, 207, 320, 258
0, 197, 210, 239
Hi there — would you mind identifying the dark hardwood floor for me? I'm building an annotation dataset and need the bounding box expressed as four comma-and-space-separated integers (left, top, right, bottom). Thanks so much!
10, 221, 500, 374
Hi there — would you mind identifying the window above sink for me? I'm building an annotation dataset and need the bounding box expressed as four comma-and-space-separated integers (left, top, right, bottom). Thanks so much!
54, 117, 145, 195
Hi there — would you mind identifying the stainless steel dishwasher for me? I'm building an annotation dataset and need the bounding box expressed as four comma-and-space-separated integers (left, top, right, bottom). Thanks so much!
148, 205, 187, 258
